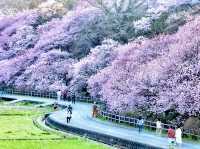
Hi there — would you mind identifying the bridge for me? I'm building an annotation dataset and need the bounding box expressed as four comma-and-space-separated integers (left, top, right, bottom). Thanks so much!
1, 93, 200, 149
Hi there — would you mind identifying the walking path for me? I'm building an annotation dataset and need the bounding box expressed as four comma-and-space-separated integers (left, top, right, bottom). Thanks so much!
1, 93, 200, 149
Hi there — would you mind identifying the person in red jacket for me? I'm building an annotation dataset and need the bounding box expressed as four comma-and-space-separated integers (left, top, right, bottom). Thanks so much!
168, 126, 176, 148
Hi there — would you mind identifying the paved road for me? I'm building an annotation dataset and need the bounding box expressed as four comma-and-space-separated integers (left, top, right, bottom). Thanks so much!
1, 94, 200, 149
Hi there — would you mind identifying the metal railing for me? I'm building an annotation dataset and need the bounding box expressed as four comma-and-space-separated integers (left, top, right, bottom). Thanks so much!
0, 86, 200, 137
0, 88, 57, 99
98, 110, 174, 130
97, 110, 200, 137
0, 87, 93, 103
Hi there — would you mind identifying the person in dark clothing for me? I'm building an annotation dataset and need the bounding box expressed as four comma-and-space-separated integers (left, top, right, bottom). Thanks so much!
72, 95, 76, 104
63, 90, 67, 101
68, 96, 71, 102
68, 104, 73, 114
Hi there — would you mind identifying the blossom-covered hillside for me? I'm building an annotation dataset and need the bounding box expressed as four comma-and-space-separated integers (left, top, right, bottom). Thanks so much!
1, 0, 200, 125
0, 7, 102, 90
88, 16, 200, 123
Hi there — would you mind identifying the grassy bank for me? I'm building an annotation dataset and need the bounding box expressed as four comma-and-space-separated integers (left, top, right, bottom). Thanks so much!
0, 107, 109, 149
0, 140, 108, 149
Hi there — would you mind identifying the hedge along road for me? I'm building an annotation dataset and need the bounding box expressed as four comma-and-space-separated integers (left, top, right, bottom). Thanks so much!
1, 93, 200, 149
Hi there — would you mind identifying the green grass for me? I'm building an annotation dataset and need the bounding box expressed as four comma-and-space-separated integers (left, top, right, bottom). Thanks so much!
0, 140, 108, 149
0, 99, 6, 105
0, 107, 110, 149
0, 108, 46, 116
13, 101, 43, 106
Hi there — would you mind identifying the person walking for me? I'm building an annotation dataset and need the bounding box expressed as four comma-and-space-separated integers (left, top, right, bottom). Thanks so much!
156, 119, 162, 135
57, 90, 62, 102
63, 90, 67, 101
168, 126, 176, 148
92, 102, 98, 118
72, 95, 76, 104
68, 104, 73, 114
137, 116, 144, 133
175, 126, 182, 148
67, 94, 72, 102
66, 110, 72, 123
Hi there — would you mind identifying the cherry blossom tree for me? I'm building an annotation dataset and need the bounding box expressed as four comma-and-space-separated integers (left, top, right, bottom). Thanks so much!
14, 50, 75, 91
69, 39, 119, 97
34, 7, 103, 58
0, 7, 104, 93
0, 11, 40, 61
88, 16, 200, 119
0, 0, 200, 122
